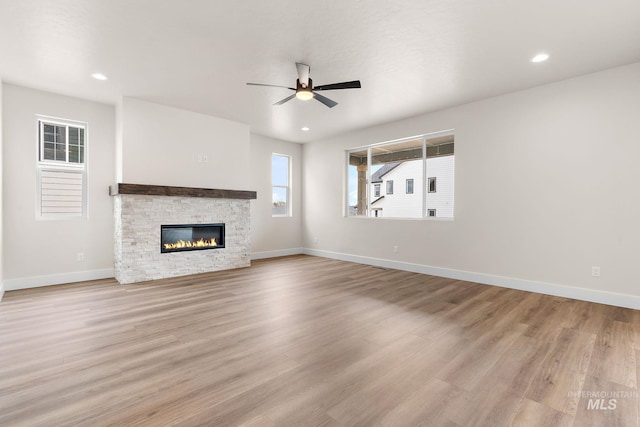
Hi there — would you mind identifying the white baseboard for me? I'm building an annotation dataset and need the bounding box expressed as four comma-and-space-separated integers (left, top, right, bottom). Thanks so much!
251, 248, 303, 260
302, 248, 640, 310
3, 268, 115, 291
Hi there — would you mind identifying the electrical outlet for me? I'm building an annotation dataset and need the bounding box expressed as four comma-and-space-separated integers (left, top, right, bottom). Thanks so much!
313, 237, 318, 245
592, 266, 600, 277
393, 245, 399, 254
77, 253, 85, 262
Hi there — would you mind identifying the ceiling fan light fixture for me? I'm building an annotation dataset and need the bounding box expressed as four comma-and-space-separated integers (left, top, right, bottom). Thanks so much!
295, 89, 314, 101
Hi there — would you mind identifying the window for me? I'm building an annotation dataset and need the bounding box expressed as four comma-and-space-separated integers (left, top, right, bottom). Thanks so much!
428, 177, 437, 193
272, 153, 291, 216
386, 180, 394, 195
428, 209, 436, 217
346, 131, 454, 219
37, 116, 87, 219
406, 179, 414, 194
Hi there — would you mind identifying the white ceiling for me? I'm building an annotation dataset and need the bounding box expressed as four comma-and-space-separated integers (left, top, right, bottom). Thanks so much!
1, 0, 639, 143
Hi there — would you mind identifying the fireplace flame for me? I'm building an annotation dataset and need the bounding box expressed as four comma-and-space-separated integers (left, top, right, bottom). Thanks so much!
163, 238, 218, 250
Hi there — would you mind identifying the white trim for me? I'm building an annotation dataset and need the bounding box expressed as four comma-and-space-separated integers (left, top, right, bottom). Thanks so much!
0, 282, 4, 302
3, 268, 114, 291
251, 248, 303, 260
302, 248, 640, 310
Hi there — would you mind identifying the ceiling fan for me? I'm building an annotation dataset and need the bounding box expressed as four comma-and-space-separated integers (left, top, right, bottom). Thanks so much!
247, 62, 361, 108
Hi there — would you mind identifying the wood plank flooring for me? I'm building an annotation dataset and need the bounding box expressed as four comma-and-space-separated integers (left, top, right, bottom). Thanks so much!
1, 255, 639, 426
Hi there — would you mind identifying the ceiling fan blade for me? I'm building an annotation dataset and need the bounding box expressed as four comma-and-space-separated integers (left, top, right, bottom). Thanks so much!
313, 92, 338, 108
247, 83, 295, 90
295, 62, 310, 87
313, 80, 362, 91
273, 94, 297, 106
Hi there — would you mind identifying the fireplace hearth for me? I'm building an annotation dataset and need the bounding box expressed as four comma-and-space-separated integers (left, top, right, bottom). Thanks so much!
161, 223, 225, 253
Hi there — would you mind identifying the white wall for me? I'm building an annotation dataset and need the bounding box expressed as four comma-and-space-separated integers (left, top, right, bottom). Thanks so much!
2, 84, 115, 289
303, 62, 640, 307
250, 134, 303, 257
120, 97, 251, 190
0, 80, 3, 300
425, 156, 455, 218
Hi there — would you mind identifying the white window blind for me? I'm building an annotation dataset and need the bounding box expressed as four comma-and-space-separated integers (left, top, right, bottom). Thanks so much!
39, 169, 85, 217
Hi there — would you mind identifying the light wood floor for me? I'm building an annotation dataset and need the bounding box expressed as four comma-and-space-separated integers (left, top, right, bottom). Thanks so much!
1, 255, 639, 426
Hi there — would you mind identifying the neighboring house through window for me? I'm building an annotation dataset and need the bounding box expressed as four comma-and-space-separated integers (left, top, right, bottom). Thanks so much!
37, 116, 87, 219
346, 131, 455, 218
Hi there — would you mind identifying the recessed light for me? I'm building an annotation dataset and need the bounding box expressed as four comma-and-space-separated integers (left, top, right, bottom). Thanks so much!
91, 73, 108, 80
301, 127, 310, 131
531, 53, 549, 63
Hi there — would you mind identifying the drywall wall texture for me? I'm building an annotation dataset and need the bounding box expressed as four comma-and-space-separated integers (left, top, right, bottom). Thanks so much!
2, 84, 115, 286
119, 97, 251, 191
250, 134, 302, 256
303, 62, 640, 300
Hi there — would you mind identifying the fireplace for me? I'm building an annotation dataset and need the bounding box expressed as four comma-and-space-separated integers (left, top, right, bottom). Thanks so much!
161, 223, 225, 253
112, 183, 256, 284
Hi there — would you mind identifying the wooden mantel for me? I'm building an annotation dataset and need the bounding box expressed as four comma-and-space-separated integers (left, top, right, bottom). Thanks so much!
109, 183, 257, 200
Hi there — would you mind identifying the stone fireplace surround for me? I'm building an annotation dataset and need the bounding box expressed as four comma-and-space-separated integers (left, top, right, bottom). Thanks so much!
111, 183, 257, 284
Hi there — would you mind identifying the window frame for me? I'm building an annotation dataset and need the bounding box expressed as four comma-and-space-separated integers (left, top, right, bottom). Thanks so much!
374, 184, 381, 198
36, 115, 88, 221
39, 118, 86, 166
271, 153, 292, 217
386, 180, 394, 195
428, 209, 436, 217
406, 178, 414, 194
345, 129, 454, 220
428, 177, 437, 193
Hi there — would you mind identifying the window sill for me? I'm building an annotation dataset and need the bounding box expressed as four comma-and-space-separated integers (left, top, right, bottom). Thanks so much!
346, 215, 454, 222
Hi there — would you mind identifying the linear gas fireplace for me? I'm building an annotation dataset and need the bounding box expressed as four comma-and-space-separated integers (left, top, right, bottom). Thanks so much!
161, 223, 225, 253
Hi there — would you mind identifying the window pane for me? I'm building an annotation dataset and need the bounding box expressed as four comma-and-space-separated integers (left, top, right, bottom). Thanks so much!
272, 154, 291, 217
371, 138, 422, 166
428, 177, 436, 193
56, 126, 66, 144
425, 155, 455, 218
347, 132, 454, 220
348, 150, 368, 216
69, 127, 79, 145
43, 142, 55, 161
406, 179, 414, 194
272, 154, 289, 186
55, 143, 66, 161
69, 145, 79, 163
43, 124, 57, 143
272, 186, 288, 215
